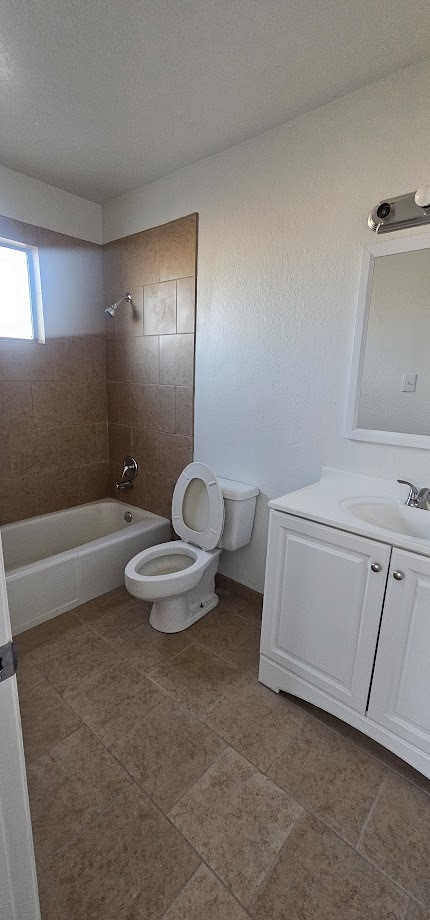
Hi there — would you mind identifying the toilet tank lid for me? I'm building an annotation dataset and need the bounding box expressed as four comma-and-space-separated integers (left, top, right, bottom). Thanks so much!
217, 478, 259, 501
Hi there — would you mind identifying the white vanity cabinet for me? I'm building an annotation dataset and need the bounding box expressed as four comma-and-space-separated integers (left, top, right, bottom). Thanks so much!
367, 548, 430, 757
260, 509, 430, 778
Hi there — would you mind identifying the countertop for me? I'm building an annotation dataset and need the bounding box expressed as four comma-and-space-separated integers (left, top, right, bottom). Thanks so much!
269, 467, 430, 557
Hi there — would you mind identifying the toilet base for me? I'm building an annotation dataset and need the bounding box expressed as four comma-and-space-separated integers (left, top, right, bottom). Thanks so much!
149, 557, 219, 633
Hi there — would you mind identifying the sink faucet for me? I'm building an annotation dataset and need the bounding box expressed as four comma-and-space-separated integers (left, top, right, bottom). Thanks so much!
397, 480, 430, 510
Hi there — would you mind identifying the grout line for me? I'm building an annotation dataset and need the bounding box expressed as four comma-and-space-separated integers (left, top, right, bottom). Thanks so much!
355, 770, 386, 850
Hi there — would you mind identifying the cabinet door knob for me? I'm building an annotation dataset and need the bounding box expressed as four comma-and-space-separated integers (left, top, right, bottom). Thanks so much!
371, 562, 382, 572
393, 570, 405, 581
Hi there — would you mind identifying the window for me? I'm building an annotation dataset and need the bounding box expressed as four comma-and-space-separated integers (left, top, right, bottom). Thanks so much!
0, 239, 44, 341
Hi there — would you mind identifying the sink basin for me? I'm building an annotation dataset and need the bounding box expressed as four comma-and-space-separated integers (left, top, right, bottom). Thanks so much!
343, 497, 430, 541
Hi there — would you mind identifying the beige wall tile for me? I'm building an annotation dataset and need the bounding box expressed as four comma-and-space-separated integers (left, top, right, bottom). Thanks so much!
75, 379, 107, 425
108, 423, 132, 463
92, 338, 107, 378
0, 380, 34, 429
146, 476, 176, 517
9, 427, 59, 476
131, 427, 159, 475
32, 381, 76, 428
158, 433, 192, 480
0, 472, 40, 524
0, 341, 52, 381
145, 384, 176, 433
95, 423, 109, 462
128, 337, 159, 384
38, 468, 82, 515
49, 337, 94, 379
80, 462, 110, 503
143, 281, 177, 335
115, 287, 144, 337
177, 277, 196, 334
158, 215, 197, 281
176, 387, 194, 436
159, 334, 194, 386
116, 383, 147, 428
107, 381, 119, 423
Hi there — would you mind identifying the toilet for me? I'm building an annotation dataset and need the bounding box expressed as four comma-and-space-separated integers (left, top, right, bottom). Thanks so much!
125, 462, 259, 633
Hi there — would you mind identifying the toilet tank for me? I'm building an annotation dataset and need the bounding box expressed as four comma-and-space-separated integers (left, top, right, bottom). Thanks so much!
217, 478, 259, 551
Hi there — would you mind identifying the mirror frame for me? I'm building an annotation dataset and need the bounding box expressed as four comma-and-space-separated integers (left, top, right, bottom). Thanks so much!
346, 232, 430, 450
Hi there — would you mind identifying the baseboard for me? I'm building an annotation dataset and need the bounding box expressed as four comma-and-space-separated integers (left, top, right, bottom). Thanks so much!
215, 572, 263, 607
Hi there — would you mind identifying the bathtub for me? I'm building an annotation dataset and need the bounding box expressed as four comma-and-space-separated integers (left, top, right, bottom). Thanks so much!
2, 499, 171, 635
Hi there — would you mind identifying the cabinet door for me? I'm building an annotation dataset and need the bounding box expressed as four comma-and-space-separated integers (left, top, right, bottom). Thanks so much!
367, 548, 430, 755
260, 512, 391, 713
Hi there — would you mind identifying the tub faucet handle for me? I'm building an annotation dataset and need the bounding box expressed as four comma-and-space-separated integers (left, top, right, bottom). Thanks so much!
116, 456, 138, 491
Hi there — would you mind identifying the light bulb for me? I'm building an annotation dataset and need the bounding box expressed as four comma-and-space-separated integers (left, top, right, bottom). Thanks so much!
414, 184, 430, 208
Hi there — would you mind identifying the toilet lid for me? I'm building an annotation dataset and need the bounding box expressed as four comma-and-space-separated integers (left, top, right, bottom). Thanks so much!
172, 462, 224, 551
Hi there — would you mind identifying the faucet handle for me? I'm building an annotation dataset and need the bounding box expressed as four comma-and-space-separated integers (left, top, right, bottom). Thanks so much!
397, 480, 419, 506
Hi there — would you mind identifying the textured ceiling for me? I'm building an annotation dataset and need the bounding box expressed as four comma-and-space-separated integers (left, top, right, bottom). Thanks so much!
1, 0, 430, 202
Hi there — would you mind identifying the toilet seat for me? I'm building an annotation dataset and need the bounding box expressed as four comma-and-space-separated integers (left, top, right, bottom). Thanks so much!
125, 540, 220, 600
172, 462, 224, 550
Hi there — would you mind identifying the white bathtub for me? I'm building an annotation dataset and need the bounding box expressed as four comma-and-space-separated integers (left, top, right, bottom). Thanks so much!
2, 499, 171, 635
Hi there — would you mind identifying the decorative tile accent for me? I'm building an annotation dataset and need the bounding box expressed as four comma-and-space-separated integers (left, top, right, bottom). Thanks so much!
143, 280, 177, 335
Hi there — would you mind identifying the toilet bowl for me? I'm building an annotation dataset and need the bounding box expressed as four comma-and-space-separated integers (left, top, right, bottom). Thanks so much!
125, 462, 259, 633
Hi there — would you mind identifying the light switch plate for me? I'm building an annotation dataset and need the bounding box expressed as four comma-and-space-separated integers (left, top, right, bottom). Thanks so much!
402, 373, 417, 392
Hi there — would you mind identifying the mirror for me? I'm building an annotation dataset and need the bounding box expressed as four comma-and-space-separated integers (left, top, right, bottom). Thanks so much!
346, 235, 430, 449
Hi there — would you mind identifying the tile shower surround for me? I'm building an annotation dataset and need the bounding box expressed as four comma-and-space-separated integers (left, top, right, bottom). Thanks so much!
0, 214, 197, 524
104, 213, 197, 518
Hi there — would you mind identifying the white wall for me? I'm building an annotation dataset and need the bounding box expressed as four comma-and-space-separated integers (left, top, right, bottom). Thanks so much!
0, 166, 105, 336
0, 165, 102, 244
103, 58, 430, 592
359, 249, 430, 435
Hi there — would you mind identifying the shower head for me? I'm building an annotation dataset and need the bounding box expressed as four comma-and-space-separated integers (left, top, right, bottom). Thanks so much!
105, 291, 132, 318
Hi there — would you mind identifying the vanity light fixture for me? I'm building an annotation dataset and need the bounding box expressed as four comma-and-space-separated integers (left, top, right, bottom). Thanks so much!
368, 184, 430, 233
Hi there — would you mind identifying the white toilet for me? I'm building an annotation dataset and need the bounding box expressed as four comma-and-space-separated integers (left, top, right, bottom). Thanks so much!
125, 462, 259, 633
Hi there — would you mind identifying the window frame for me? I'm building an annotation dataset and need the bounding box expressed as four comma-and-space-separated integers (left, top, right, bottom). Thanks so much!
0, 237, 45, 343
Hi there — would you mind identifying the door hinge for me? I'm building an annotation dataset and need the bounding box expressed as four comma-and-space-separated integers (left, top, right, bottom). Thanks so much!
0, 641, 18, 684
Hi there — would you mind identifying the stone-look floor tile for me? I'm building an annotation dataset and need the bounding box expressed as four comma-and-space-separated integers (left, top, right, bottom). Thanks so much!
189, 607, 261, 668
74, 587, 147, 640
32, 624, 121, 696
111, 618, 192, 674
48, 782, 200, 920
16, 656, 45, 697
152, 644, 242, 716
27, 725, 130, 867
250, 813, 408, 920
65, 661, 165, 747
16, 610, 82, 655
358, 772, 430, 904
20, 678, 82, 762
169, 747, 303, 905
204, 677, 304, 771
112, 697, 225, 812
162, 865, 250, 920
407, 902, 430, 920
292, 694, 430, 796
267, 716, 385, 844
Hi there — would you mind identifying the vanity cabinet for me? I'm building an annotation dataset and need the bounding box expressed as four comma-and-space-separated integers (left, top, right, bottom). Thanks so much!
260, 510, 430, 778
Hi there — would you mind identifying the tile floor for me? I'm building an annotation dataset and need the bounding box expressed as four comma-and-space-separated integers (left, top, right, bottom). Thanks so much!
16, 585, 430, 920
